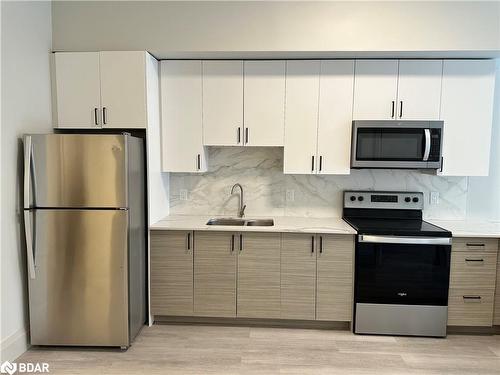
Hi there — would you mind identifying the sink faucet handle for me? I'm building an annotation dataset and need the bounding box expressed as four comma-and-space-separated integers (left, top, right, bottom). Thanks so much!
240, 205, 247, 217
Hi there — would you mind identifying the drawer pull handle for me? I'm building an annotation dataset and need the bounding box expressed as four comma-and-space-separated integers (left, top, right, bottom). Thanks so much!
465, 258, 484, 262
463, 295, 482, 302
466, 243, 485, 247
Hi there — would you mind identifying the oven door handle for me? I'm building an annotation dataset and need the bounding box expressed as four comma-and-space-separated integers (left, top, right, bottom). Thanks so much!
422, 129, 431, 162
359, 235, 452, 246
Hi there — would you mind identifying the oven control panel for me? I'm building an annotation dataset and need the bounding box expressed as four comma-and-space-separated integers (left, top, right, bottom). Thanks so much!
344, 191, 424, 210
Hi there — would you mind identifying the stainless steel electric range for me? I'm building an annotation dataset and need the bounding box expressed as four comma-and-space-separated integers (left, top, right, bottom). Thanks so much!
343, 191, 452, 337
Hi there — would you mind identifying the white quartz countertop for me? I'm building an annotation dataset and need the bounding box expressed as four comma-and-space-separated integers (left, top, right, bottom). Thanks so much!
428, 219, 500, 238
151, 215, 357, 235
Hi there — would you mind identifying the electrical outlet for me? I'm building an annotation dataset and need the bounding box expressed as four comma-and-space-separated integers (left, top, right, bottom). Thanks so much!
430, 191, 440, 205
286, 189, 295, 202
180, 189, 188, 201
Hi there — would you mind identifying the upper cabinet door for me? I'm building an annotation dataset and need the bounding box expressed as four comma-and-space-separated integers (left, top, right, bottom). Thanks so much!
54, 52, 101, 128
397, 60, 443, 120
440, 60, 496, 176
160, 61, 206, 173
353, 60, 399, 120
284, 61, 321, 174
317, 60, 355, 175
202, 61, 243, 146
243, 61, 286, 146
99, 51, 147, 128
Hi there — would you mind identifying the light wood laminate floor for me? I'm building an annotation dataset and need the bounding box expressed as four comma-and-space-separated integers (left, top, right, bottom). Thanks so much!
18, 324, 500, 374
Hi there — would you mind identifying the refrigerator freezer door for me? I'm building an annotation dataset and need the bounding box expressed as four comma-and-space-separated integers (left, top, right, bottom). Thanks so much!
25, 134, 127, 208
27, 209, 129, 346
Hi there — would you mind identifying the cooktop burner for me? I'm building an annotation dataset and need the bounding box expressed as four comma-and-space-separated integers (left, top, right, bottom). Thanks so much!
342, 191, 451, 238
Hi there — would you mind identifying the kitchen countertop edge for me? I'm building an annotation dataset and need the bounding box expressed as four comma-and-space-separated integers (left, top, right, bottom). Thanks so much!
150, 215, 357, 235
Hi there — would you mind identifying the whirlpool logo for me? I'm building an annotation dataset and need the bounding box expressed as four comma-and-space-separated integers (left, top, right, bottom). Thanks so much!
0, 361, 49, 374
397, 292, 408, 297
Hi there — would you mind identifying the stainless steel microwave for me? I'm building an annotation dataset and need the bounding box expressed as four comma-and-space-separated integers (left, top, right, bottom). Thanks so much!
351, 120, 444, 170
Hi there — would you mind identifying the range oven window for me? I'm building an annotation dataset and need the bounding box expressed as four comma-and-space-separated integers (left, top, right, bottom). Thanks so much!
356, 128, 426, 161
355, 242, 451, 306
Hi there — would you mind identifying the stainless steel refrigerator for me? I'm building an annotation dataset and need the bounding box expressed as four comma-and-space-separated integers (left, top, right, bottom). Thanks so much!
23, 133, 146, 348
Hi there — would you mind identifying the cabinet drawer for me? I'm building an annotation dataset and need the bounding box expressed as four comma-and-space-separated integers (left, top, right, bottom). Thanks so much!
452, 238, 498, 253
447, 288, 495, 326
450, 251, 498, 289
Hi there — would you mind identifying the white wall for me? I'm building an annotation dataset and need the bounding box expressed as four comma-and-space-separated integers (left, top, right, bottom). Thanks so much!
51, 1, 500, 59
1, 1, 53, 362
467, 62, 500, 222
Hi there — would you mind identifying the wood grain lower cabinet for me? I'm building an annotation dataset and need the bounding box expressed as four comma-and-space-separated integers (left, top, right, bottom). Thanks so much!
494, 242, 500, 325
194, 231, 237, 317
281, 233, 317, 320
316, 235, 354, 321
237, 232, 281, 318
150, 231, 193, 316
448, 237, 499, 327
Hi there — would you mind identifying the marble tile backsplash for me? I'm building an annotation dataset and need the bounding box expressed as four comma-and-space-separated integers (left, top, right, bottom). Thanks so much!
169, 147, 468, 219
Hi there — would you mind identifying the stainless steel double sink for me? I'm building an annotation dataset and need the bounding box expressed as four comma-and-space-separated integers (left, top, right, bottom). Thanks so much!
206, 218, 274, 227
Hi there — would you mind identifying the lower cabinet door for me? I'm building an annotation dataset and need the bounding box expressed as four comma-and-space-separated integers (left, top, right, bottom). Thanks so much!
281, 233, 317, 320
448, 288, 495, 326
151, 231, 193, 316
194, 231, 237, 317
237, 232, 281, 318
316, 234, 354, 321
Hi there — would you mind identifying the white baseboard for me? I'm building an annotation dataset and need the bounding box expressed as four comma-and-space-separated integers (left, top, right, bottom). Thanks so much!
0, 328, 29, 362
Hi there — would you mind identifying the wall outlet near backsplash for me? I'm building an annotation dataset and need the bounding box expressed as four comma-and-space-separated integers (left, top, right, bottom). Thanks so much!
430, 191, 440, 205
179, 189, 188, 201
286, 189, 295, 202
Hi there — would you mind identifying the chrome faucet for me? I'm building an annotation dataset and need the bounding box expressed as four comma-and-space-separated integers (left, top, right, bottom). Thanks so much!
230, 183, 246, 218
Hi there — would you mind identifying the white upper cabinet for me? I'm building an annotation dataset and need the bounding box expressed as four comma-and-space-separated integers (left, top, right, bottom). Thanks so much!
160, 60, 207, 173
243, 61, 286, 146
284, 61, 321, 174
202, 61, 244, 146
53, 52, 101, 128
317, 60, 355, 175
99, 51, 147, 128
397, 60, 443, 120
440, 60, 496, 176
53, 51, 151, 129
353, 60, 399, 120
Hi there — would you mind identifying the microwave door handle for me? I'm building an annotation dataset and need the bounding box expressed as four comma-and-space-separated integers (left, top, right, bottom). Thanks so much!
423, 129, 431, 161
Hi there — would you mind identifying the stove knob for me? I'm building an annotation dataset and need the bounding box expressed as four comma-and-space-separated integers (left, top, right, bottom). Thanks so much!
358, 196, 364, 202
405, 197, 411, 203
413, 197, 419, 203
350, 195, 356, 202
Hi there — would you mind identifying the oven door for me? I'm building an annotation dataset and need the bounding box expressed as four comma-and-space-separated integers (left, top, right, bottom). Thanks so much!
355, 235, 451, 306
351, 121, 442, 169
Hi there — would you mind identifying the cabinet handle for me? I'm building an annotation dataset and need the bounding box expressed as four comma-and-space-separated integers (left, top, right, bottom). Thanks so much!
102, 107, 107, 125
311, 236, 315, 253
311, 156, 315, 172
399, 101, 403, 118
239, 234, 243, 252
187, 232, 191, 250
319, 236, 323, 254
245, 128, 249, 144
237, 127, 241, 144
391, 101, 395, 118
466, 243, 485, 248
231, 234, 235, 252
319, 156, 322, 172
463, 295, 481, 302
197, 154, 201, 170
465, 258, 484, 262
94, 108, 99, 125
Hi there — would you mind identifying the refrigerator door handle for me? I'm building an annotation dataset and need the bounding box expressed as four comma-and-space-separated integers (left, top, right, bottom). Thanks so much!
24, 210, 36, 279
24, 135, 32, 209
